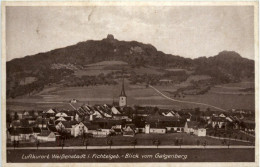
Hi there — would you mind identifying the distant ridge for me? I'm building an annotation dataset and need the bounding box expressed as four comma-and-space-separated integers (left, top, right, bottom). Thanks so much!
6, 34, 254, 98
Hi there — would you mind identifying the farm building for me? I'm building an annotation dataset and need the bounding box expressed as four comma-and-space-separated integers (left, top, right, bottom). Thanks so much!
37, 130, 56, 142
145, 123, 166, 134
184, 121, 206, 136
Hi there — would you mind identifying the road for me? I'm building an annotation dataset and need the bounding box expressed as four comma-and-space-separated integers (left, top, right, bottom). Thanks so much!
149, 85, 226, 111
7, 145, 254, 150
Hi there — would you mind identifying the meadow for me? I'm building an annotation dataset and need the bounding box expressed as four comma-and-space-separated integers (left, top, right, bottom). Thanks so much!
7, 79, 255, 112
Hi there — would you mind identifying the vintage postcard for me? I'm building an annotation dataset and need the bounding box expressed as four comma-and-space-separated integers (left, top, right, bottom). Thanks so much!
1, 1, 259, 167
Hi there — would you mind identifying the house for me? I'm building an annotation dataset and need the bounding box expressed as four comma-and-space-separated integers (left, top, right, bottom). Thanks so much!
123, 124, 136, 137
19, 128, 34, 141
164, 121, 185, 133
82, 123, 107, 137
32, 127, 42, 137
55, 121, 72, 133
37, 130, 56, 142
162, 111, 175, 117
194, 128, 206, 136
8, 128, 20, 142
134, 119, 145, 133
35, 117, 49, 129
200, 112, 212, 121
8, 127, 34, 142
113, 128, 122, 135
123, 130, 135, 137
211, 117, 227, 129
55, 112, 73, 121
184, 121, 198, 134
145, 122, 166, 134
10, 120, 21, 128
242, 120, 255, 132
43, 109, 57, 119
71, 122, 88, 137
184, 121, 206, 136
111, 106, 121, 115
219, 113, 226, 118
70, 99, 78, 103
145, 111, 182, 134
48, 125, 58, 133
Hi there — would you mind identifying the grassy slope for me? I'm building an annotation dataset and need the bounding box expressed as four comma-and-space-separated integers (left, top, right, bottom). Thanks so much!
7, 80, 255, 111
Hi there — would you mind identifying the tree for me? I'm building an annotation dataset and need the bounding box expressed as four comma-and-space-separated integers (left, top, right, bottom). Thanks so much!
153, 139, 160, 149
7, 113, 12, 124
197, 140, 200, 146
107, 138, 113, 149
203, 140, 207, 149
131, 138, 137, 149
14, 112, 19, 120
195, 107, 201, 121
175, 138, 179, 146
13, 141, 17, 150
36, 140, 40, 150
179, 138, 183, 149
85, 139, 89, 150
222, 139, 226, 145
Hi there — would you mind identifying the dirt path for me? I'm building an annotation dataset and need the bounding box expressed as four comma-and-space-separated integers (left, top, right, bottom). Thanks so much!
149, 85, 226, 112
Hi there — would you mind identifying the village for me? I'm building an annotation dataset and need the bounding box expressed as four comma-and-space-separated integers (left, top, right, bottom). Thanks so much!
6, 79, 255, 148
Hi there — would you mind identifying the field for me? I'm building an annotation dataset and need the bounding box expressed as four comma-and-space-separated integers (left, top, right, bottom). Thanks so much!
7, 148, 255, 162
6, 79, 255, 111
7, 133, 253, 148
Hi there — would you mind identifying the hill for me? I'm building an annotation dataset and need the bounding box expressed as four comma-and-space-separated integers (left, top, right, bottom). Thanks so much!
6, 34, 254, 98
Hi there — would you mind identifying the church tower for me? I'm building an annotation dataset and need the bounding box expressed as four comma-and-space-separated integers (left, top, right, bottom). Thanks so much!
119, 77, 127, 108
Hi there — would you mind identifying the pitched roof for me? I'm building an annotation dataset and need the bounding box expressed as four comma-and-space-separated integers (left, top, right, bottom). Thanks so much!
85, 124, 100, 130
163, 121, 185, 127
125, 124, 136, 130
61, 121, 72, 128
146, 113, 179, 122
48, 125, 57, 132
186, 121, 199, 129
38, 130, 53, 136
119, 77, 127, 97
33, 127, 42, 133
36, 117, 49, 124
123, 131, 135, 135
11, 120, 21, 127
9, 127, 33, 135
113, 129, 122, 132
8, 128, 21, 135
149, 122, 166, 129
212, 117, 226, 122
70, 120, 79, 126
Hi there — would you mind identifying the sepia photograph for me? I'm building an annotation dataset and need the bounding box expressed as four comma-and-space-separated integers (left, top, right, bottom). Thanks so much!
1, 1, 259, 166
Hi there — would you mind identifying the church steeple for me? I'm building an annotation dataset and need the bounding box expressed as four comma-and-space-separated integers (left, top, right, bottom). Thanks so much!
120, 77, 126, 97
119, 76, 127, 107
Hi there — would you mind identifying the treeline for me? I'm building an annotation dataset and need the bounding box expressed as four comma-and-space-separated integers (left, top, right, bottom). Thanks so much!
64, 73, 117, 87
7, 69, 74, 98
129, 71, 189, 85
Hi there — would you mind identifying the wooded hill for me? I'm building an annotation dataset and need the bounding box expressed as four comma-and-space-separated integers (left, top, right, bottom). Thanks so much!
7, 35, 254, 98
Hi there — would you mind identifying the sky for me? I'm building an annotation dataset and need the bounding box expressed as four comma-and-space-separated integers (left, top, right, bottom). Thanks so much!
6, 6, 255, 61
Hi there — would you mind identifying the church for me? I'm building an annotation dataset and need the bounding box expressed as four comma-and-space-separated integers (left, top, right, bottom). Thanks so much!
119, 77, 127, 108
